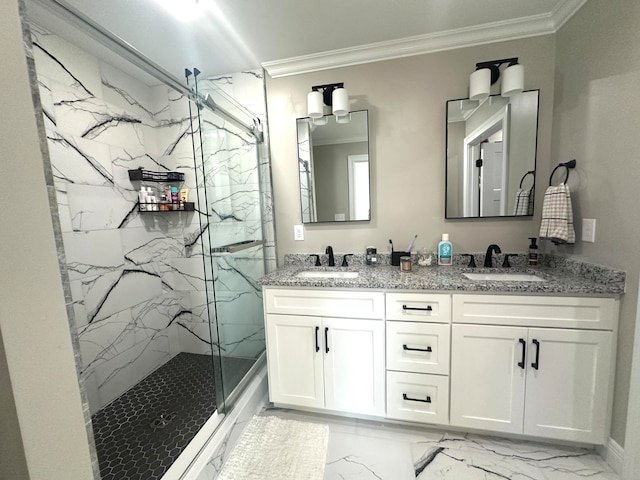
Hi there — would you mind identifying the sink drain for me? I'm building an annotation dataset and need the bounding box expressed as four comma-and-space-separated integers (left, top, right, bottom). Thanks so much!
151, 412, 175, 429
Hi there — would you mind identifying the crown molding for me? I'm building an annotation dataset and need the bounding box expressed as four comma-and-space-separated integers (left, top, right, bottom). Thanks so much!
262, 0, 586, 78
551, 0, 590, 30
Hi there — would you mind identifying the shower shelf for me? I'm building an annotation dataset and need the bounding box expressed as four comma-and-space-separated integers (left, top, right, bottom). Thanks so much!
138, 202, 195, 213
128, 168, 184, 183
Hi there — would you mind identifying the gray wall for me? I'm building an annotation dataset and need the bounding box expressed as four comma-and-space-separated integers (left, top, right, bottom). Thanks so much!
0, 331, 29, 480
314, 141, 368, 221
266, 35, 555, 259
0, 0, 95, 477
553, 0, 640, 447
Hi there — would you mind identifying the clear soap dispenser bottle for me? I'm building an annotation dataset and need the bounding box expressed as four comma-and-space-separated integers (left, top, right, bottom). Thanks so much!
528, 237, 539, 266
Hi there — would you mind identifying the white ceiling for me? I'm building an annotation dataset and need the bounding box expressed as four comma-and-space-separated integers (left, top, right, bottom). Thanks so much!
27, 0, 588, 82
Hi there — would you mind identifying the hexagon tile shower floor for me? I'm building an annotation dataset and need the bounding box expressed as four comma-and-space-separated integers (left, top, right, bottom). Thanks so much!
90, 353, 254, 480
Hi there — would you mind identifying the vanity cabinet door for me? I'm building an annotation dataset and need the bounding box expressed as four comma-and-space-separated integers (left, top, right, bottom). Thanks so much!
523, 328, 612, 443
265, 314, 324, 409
323, 317, 385, 416
450, 324, 527, 434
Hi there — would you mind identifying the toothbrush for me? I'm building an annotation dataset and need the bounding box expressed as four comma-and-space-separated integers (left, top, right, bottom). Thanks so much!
389, 239, 394, 253
405, 234, 418, 253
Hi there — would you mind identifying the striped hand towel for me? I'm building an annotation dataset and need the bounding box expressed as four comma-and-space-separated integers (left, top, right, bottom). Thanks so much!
539, 183, 575, 244
513, 189, 533, 216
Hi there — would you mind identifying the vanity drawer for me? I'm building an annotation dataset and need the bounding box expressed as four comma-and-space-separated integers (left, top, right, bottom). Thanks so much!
264, 288, 384, 320
386, 371, 449, 425
453, 294, 618, 330
385, 293, 451, 323
386, 322, 450, 375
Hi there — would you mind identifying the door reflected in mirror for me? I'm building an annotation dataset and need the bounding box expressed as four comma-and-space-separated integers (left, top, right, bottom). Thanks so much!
445, 90, 539, 219
297, 110, 370, 223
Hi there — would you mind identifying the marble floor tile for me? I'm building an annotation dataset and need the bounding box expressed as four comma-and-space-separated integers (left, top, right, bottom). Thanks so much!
259, 408, 619, 480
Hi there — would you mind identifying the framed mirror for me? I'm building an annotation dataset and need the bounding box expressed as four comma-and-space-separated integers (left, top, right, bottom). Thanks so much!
297, 110, 370, 223
445, 90, 539, 219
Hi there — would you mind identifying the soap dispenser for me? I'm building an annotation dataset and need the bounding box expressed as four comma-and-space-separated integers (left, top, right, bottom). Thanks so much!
528, 237, 539, 266
438, 234, 453, 266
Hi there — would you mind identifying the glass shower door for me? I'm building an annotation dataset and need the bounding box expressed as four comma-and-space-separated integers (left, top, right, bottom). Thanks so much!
190, 81, 266, 412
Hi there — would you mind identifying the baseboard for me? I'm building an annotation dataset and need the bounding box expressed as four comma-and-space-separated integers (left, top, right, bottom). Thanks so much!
597, 437, 624, 475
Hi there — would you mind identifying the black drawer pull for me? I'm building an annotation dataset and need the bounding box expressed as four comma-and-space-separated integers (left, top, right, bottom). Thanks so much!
403, 393, 431, 403
531, 339, 540, 370
518, 338, 526, 369
403, 344, 432, 353
315, 326, 320, 353
402, 304, 433, 312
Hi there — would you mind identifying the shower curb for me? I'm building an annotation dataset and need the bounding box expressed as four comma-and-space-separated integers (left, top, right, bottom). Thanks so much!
162, 363, 268, 480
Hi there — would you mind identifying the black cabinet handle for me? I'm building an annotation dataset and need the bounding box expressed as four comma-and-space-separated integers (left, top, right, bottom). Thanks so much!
402, 304, 433, 312
315, 326, 320, 352
531, 339, 540, 370
403, 344, 432, 353
403, 393, 431, 403
518, 338, 526, 369
325, 327, 329, 353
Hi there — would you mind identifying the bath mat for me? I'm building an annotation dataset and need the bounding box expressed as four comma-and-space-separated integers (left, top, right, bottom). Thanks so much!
217, 415, 329, 480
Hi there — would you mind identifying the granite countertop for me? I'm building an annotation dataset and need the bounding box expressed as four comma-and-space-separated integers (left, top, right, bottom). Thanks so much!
258, 254, 625, 296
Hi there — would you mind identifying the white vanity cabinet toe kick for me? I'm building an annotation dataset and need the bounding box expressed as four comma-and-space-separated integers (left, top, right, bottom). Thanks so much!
450, 294, 617, 444
264, 288, 385, 417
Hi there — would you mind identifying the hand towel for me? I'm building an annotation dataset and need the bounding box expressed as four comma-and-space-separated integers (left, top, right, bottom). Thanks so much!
513, 188, 533, 216
539, 183, 575, 244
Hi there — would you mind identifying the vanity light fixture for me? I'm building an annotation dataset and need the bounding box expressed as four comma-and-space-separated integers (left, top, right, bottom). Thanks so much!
469, 57, 524, 100
307, 82, 350, 122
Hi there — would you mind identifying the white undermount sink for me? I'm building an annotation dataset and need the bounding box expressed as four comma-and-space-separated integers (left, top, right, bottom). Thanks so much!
296, 271, 359, 279
463, 272, 545, 282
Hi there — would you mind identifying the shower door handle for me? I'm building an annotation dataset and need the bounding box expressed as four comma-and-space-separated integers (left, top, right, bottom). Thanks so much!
314, 326, 320, 352
325, 327, 330, 353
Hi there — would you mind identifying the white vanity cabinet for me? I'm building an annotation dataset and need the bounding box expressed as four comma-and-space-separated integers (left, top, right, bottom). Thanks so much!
385, 293, 451, 425
264, 288, 385, 416
450, 294, 617, 444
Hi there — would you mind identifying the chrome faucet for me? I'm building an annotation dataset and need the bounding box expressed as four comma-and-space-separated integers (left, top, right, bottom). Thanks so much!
484, 244, 502, 267
325, 246, 335, 266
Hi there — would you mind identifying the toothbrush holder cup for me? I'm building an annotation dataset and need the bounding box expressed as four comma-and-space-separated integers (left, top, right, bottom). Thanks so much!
391, 251, 407, 266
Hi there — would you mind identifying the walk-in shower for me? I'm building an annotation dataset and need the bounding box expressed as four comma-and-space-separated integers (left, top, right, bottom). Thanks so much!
24, 1, 275, 479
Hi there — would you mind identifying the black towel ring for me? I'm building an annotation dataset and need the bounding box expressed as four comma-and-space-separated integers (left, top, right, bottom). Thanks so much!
519, 170, 535, 189
549, 159, 577, 185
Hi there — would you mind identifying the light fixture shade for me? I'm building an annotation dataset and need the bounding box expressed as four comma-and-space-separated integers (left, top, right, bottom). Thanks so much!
469, 68, 491, 101
307, 90, 324, 118
312, 115, 328, 126
332, 87, 349, 116
335, 113, 351, 124
501, 63, 524, 97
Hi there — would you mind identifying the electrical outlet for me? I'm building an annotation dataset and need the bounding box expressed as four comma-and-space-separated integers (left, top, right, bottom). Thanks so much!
582, 218, 596, 243
293, 224, 304, 241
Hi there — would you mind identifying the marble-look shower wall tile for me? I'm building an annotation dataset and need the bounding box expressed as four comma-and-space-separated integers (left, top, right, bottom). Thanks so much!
47, 132, 114, 186
52, 183, 73, 233
177, 291, 218, 355
92, 330, 172, 407
99, 61, 168, 120
80, 269, 162, 324
213, 253, 263, 293
120, 227, 185, 266
166, 257, 207, 292
110, 144, 157, 185
78, 308, 136, 372
217, 323, 265, 359
158, 86, 190, 122
62, 230, 124, 281
66, 183, 137, 232
36, 76, 56, 127
31, 25, 103, 98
